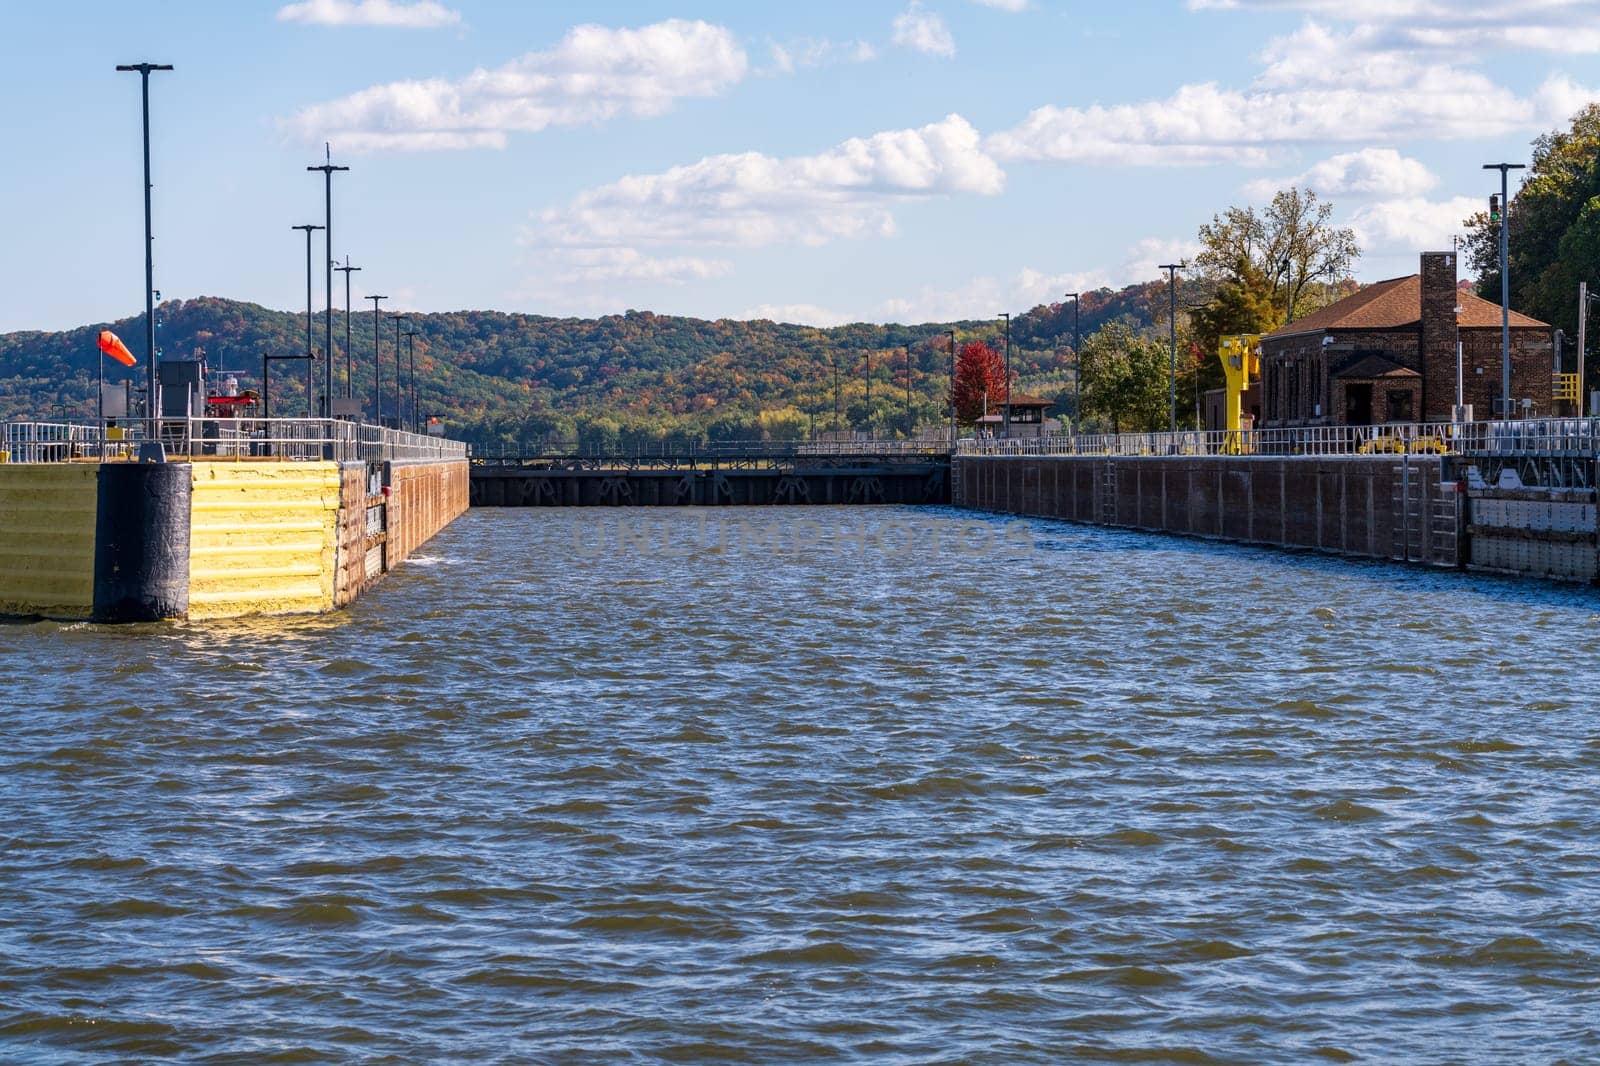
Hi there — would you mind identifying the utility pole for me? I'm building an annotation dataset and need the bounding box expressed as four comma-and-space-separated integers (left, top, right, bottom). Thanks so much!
1581, 282, 1598, 418
864, 348, 872, 439
945, 330, 956, 444
309, 147, 349, 419
1065, 293, 1080, 435
998, 312, 1012, 437
368, 294, 387, 423
115, 61, 173, 431
1281, 257, 1293, 325
335, 258, 361, 406
1159, 262, 1185, 433
293, 224, 324, 418
1484, 162, 1526, 418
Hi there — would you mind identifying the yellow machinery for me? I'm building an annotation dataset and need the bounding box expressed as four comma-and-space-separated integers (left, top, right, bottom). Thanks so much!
1218, 334, 1260, 454
1555, 372, 1581, 408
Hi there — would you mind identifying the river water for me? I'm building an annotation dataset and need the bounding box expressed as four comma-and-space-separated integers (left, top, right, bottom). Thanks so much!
2, 506, 1597, 1063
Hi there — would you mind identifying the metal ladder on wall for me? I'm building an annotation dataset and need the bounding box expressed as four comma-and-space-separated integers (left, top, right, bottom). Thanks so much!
1391, 459, 1458, 564
1100, 459, 1118, 525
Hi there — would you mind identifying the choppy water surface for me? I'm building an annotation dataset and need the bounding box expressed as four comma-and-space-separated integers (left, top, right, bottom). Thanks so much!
3, 506, 1599, 1063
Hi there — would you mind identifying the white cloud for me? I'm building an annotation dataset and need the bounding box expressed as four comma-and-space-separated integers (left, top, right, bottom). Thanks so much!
276, 0, 460, 28
766, 37, 877, 74
892, 2, 956, 57
988, 20, 1560, 167
286, 19, 748, 150
1188, 1, 1600, 55
533, 114, 1003, 254
1348, 195, 1480, 253
565, 249, 732, 286
1243, 148, 1438, 200
740, 303, 857, 327
971, 0, 1030, 9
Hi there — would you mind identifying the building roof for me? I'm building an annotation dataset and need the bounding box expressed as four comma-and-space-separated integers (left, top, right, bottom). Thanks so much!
1334, 353, 1421, 380
1004, 394, 1053, 407
1263, 274, 1548, 341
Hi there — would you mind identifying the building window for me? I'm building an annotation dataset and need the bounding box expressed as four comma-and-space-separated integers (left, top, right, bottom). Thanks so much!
1385, 389, 1414, 423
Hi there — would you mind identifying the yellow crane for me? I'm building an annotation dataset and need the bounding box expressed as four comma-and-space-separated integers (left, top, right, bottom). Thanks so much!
1217, 334, 1260, 454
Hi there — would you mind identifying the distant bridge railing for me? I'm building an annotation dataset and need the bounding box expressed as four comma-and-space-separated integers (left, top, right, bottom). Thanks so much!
956, 419, 1600, 460
1, 419, 466, 464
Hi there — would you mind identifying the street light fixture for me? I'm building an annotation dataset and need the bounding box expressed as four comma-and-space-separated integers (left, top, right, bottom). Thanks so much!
388, 314, 407, 429
1484, 162, 1526, 417
402, 327, 419, 433
368, 294, 387, 423
292, 224, 324, 418
334, 258, 361, 408
115, 61, 173, 431
1064, 293, 1081, 435
997, 312, 1011, 437
1159, 262, 1185, 433
944, 329, 957, 444
309, 148, 349, 419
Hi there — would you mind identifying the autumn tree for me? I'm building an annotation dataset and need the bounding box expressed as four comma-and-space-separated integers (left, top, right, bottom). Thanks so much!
1464, 103, 1600, 344
951, 340, 1009, 424
1079, 323, 1170, 433
1196, 187, 1359, 320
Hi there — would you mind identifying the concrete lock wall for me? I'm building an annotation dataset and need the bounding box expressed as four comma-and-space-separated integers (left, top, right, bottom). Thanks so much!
0, 464, 101, 619
0, 457, 468, 622
954, 455, 1459, 568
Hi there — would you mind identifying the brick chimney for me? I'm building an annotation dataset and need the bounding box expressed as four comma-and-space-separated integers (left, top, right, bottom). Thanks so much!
1420, 251, 1459, 422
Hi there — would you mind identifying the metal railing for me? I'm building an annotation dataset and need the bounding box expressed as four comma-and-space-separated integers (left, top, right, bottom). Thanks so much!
955, 418, 1600, 460
0, 418, 466, 464
472, 438, 953, 464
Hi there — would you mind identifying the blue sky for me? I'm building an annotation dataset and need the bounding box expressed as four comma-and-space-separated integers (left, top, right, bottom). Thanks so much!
2, 0, 1595, 332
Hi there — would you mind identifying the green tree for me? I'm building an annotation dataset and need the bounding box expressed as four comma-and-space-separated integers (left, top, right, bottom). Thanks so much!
1080, 323, 1170, 433
1196, 187, 1359, 320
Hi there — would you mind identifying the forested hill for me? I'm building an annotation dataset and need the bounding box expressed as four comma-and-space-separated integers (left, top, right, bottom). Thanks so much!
0, 283, 1161, 449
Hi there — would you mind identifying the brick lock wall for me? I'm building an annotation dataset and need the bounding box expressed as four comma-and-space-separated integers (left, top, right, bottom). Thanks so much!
1459, 328, 1555, 417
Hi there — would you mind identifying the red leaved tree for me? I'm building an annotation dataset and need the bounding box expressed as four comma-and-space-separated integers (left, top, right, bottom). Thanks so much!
951, 341, 1009, 424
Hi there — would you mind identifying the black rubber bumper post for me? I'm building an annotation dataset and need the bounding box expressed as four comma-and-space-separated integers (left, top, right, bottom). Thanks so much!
93, 463, 191, 623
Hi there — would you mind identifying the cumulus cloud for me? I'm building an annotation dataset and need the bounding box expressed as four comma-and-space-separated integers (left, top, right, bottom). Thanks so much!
767, 37, 877, 74
276, 0, 460, 28
971, 0, 1030, 9
1243, 148, 1438, 200
565, 249, 732, 286
892, 2, 956, 57
286, 19, 748, 150
1188, 0, 1600, 55
1348, 195, 1480, 253
740, 303, 858, 327
533, 114, 1003, 254
987, 18, 1567, 167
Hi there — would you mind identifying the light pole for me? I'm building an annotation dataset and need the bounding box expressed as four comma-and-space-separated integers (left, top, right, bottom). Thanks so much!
388, 314, 407, 428
1485, 162, 1526, 417
998, 312, 1011, 436
1281, 257, 1293, 325
335, 258, 361, 407
115, 61, 173, 431
864, 348, 872, 439
904, 347, 913, 438
1064, 293, 1080, 434
403, 328, 419, 433
368, 294, 387, 423
308, 148, 349, 419
944, 329, 956, 444
293, 224, 324, 418
1159, 262, 1185, 433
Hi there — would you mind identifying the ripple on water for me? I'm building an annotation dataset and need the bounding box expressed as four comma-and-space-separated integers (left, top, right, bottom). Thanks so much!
2, 506, 1597, 1064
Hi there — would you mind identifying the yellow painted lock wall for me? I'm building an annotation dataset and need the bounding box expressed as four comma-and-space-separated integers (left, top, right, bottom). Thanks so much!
188, 461, 342, 619
0, 464, 98, 618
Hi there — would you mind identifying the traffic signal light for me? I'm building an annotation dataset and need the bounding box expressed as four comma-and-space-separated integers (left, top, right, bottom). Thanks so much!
1490, 194, 1501, 223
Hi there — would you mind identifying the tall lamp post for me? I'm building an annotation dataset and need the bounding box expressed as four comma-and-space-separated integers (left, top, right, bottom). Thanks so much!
998, 312, 1012, 436
308, 149, 349, 419
903, 347, 913, 438
944, 329, 956, 444
1159, 262, 1185, 433
115, 61, 173, 432
864, 348, 872, 439
1064, 293, 1080, 434
292, 224, 324, 417
388, 314, 407, 428
368, 294, 387, 423
1484, 162, 1526, 417
334, 258, 361, 407
403, 328, 419, 433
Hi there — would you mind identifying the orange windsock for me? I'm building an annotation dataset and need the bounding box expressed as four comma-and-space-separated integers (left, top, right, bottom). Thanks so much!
97, 330, 136, 367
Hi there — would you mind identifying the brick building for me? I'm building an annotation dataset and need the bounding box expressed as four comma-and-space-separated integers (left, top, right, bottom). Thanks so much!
1260, 251, 1553, 427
